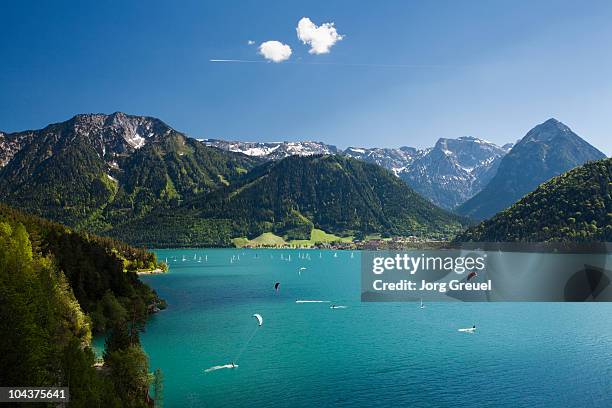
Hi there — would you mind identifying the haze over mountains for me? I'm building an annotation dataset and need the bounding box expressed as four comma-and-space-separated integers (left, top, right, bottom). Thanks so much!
0, 112, 607, 245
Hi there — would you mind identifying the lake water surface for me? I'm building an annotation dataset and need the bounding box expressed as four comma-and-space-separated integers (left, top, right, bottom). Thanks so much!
134, 249, 612, 407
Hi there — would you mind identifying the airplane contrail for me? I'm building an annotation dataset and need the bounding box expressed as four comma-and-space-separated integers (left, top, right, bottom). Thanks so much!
209, 59, 266, 63
209, 59, 451, 68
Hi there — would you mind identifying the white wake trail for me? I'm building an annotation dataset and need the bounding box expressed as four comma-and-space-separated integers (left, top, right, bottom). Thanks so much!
204, 364, 238, 373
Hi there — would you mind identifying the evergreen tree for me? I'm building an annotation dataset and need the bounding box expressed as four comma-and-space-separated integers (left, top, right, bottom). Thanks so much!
153, 368, 164, 408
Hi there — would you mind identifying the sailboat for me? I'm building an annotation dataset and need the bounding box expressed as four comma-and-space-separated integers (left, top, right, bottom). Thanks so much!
420, 299, 425, 309
182, 255, 186, 262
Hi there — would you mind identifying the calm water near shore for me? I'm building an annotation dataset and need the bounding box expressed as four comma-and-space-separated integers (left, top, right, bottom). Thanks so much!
114, 248, 612, 407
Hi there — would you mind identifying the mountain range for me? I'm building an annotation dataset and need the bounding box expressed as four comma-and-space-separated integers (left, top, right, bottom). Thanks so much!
0, 113, 465, 246
0, 112, 607, 246
457, 119, 606, 219
201, 138, 339, 160
204, 136, 513, 209
396, 137, 512, 209
204, 120, 605, 214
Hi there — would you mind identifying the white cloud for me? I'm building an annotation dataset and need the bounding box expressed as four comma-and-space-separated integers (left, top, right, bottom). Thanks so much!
258, 40, 292, 62
296, 17, 344, 54
247, 40, 255, 45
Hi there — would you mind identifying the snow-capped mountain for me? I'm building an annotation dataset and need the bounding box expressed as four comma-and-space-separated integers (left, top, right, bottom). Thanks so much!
203, 139, 418, 174
200, 136, 512, 209
398, 137, 511, 209
200, 139, 339, 160
0, 112, 172, 169
66, 112, 172, 155
343, 146, 419, 175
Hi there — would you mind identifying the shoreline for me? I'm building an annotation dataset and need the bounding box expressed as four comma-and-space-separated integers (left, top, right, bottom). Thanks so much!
136, 268, 165, 275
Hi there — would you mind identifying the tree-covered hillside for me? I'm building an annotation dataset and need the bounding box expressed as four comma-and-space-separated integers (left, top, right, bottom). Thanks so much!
0, 112, 260, 231
0, 204, 165, 407
113, 155, 467, 247
456, 158, 612, 242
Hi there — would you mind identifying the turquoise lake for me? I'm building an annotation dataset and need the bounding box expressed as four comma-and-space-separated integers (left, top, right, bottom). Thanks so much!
128, 249, 611, 407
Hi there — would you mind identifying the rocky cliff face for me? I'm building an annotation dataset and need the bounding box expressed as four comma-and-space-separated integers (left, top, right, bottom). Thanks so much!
397, 137, 511, 209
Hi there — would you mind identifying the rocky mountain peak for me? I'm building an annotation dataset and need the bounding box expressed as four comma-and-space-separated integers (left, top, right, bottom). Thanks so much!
65, 112, 173, 151
522, 118, 573, 144
398, 136, 509, 209
457, 118, 606, 220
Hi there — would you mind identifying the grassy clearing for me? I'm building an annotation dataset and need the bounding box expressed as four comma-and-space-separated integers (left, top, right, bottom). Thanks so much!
233, 232, 287, 247
313, 228, 353, 243
233, 228, 352, 248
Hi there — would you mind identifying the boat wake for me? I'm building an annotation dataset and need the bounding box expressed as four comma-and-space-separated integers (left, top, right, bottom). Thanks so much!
458, 327, 476, 333
204, 363, 238, 373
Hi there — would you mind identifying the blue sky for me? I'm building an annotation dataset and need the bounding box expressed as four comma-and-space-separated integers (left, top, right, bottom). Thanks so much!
1, 0, 611, 153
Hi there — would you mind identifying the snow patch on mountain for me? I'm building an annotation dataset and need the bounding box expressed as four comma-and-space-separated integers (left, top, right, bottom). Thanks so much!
397, 137, 510, 209
201, 139, 338, 160
343, 146, 419, 175
126, 133, 146, 149
201, 136, 511, 208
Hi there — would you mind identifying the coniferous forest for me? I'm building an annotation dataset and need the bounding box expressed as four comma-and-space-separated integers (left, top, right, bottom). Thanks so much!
113, 155, 467, 247
457, 158, 612, 242
0, 204, 165, 407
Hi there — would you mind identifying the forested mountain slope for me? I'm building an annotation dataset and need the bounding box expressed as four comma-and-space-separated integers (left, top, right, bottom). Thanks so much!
457, 158, 612, 242
113, 155, 467, 246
